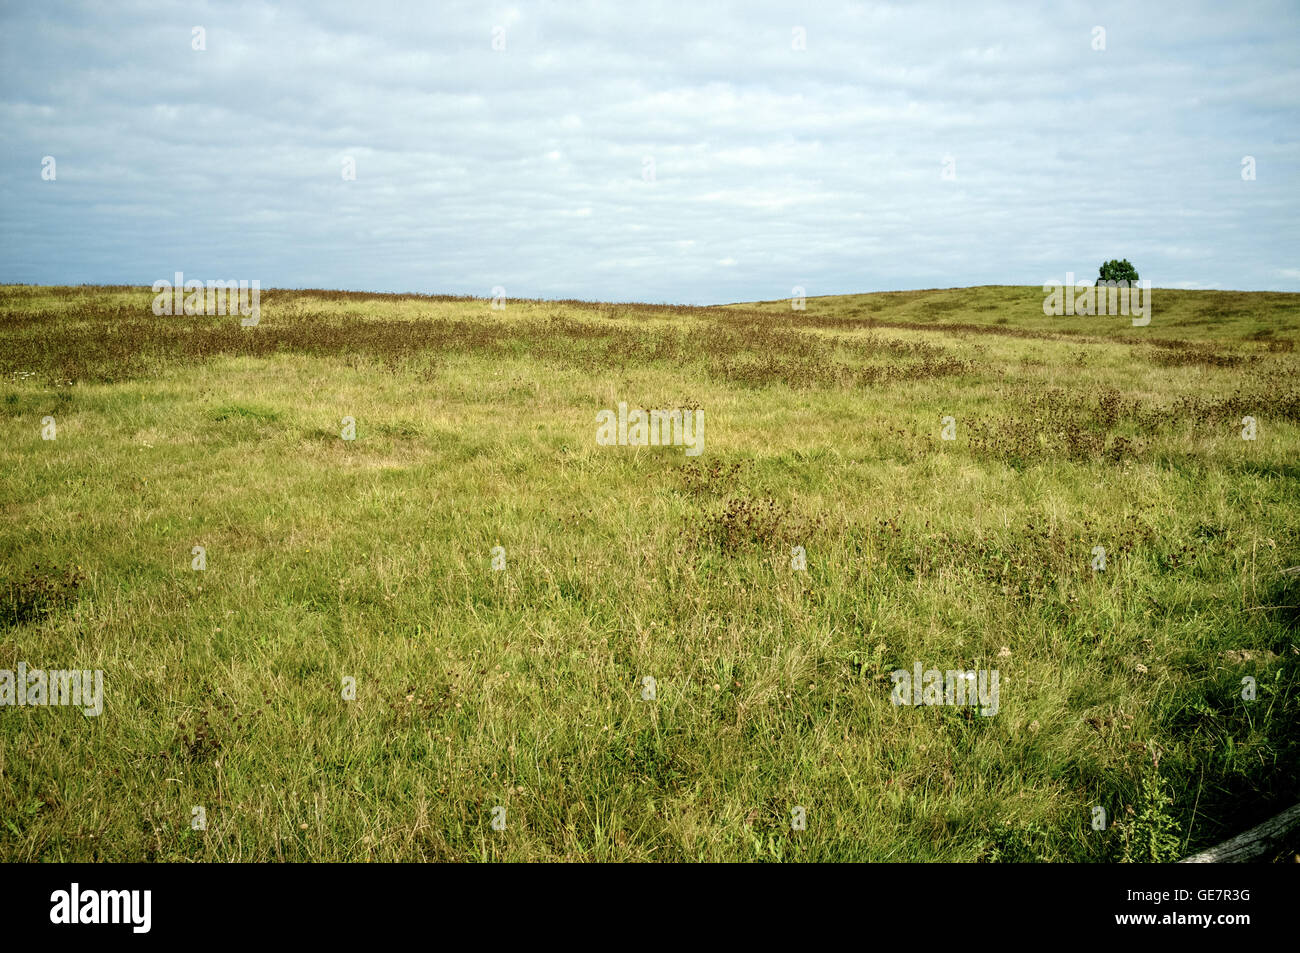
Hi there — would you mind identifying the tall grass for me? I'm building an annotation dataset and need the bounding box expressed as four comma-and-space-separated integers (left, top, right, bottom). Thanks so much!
1, 284, 1297, 861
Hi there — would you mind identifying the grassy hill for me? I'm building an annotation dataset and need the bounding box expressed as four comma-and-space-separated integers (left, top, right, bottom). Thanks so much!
2, 283, 1297, 861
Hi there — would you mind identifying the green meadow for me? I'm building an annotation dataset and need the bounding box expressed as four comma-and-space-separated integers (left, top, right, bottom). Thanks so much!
1, 283, 1297, 861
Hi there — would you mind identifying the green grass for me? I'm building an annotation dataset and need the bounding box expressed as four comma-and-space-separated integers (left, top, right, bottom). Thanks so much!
1, 283, 1297, 861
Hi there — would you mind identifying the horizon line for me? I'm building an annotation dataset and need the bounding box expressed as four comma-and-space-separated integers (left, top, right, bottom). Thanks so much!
4, 281, 1299, 309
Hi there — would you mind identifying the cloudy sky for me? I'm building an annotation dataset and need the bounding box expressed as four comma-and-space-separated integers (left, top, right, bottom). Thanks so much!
2, 1, 1297, 304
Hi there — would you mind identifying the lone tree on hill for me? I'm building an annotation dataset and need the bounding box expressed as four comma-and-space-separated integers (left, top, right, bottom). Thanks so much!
1098, 259, 1140, 283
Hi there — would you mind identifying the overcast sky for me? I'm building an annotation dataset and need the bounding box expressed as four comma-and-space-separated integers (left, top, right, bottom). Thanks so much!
2, 1, 1297, 304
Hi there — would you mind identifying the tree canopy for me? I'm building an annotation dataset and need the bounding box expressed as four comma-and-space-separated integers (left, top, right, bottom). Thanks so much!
1098, 259, 1140, 283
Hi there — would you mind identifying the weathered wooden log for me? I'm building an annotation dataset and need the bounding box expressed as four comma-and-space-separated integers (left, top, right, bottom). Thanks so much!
1179, 803, 1300, 863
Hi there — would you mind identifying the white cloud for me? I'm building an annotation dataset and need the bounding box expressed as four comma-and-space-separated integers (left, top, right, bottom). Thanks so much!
0, 0, 1297, 302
